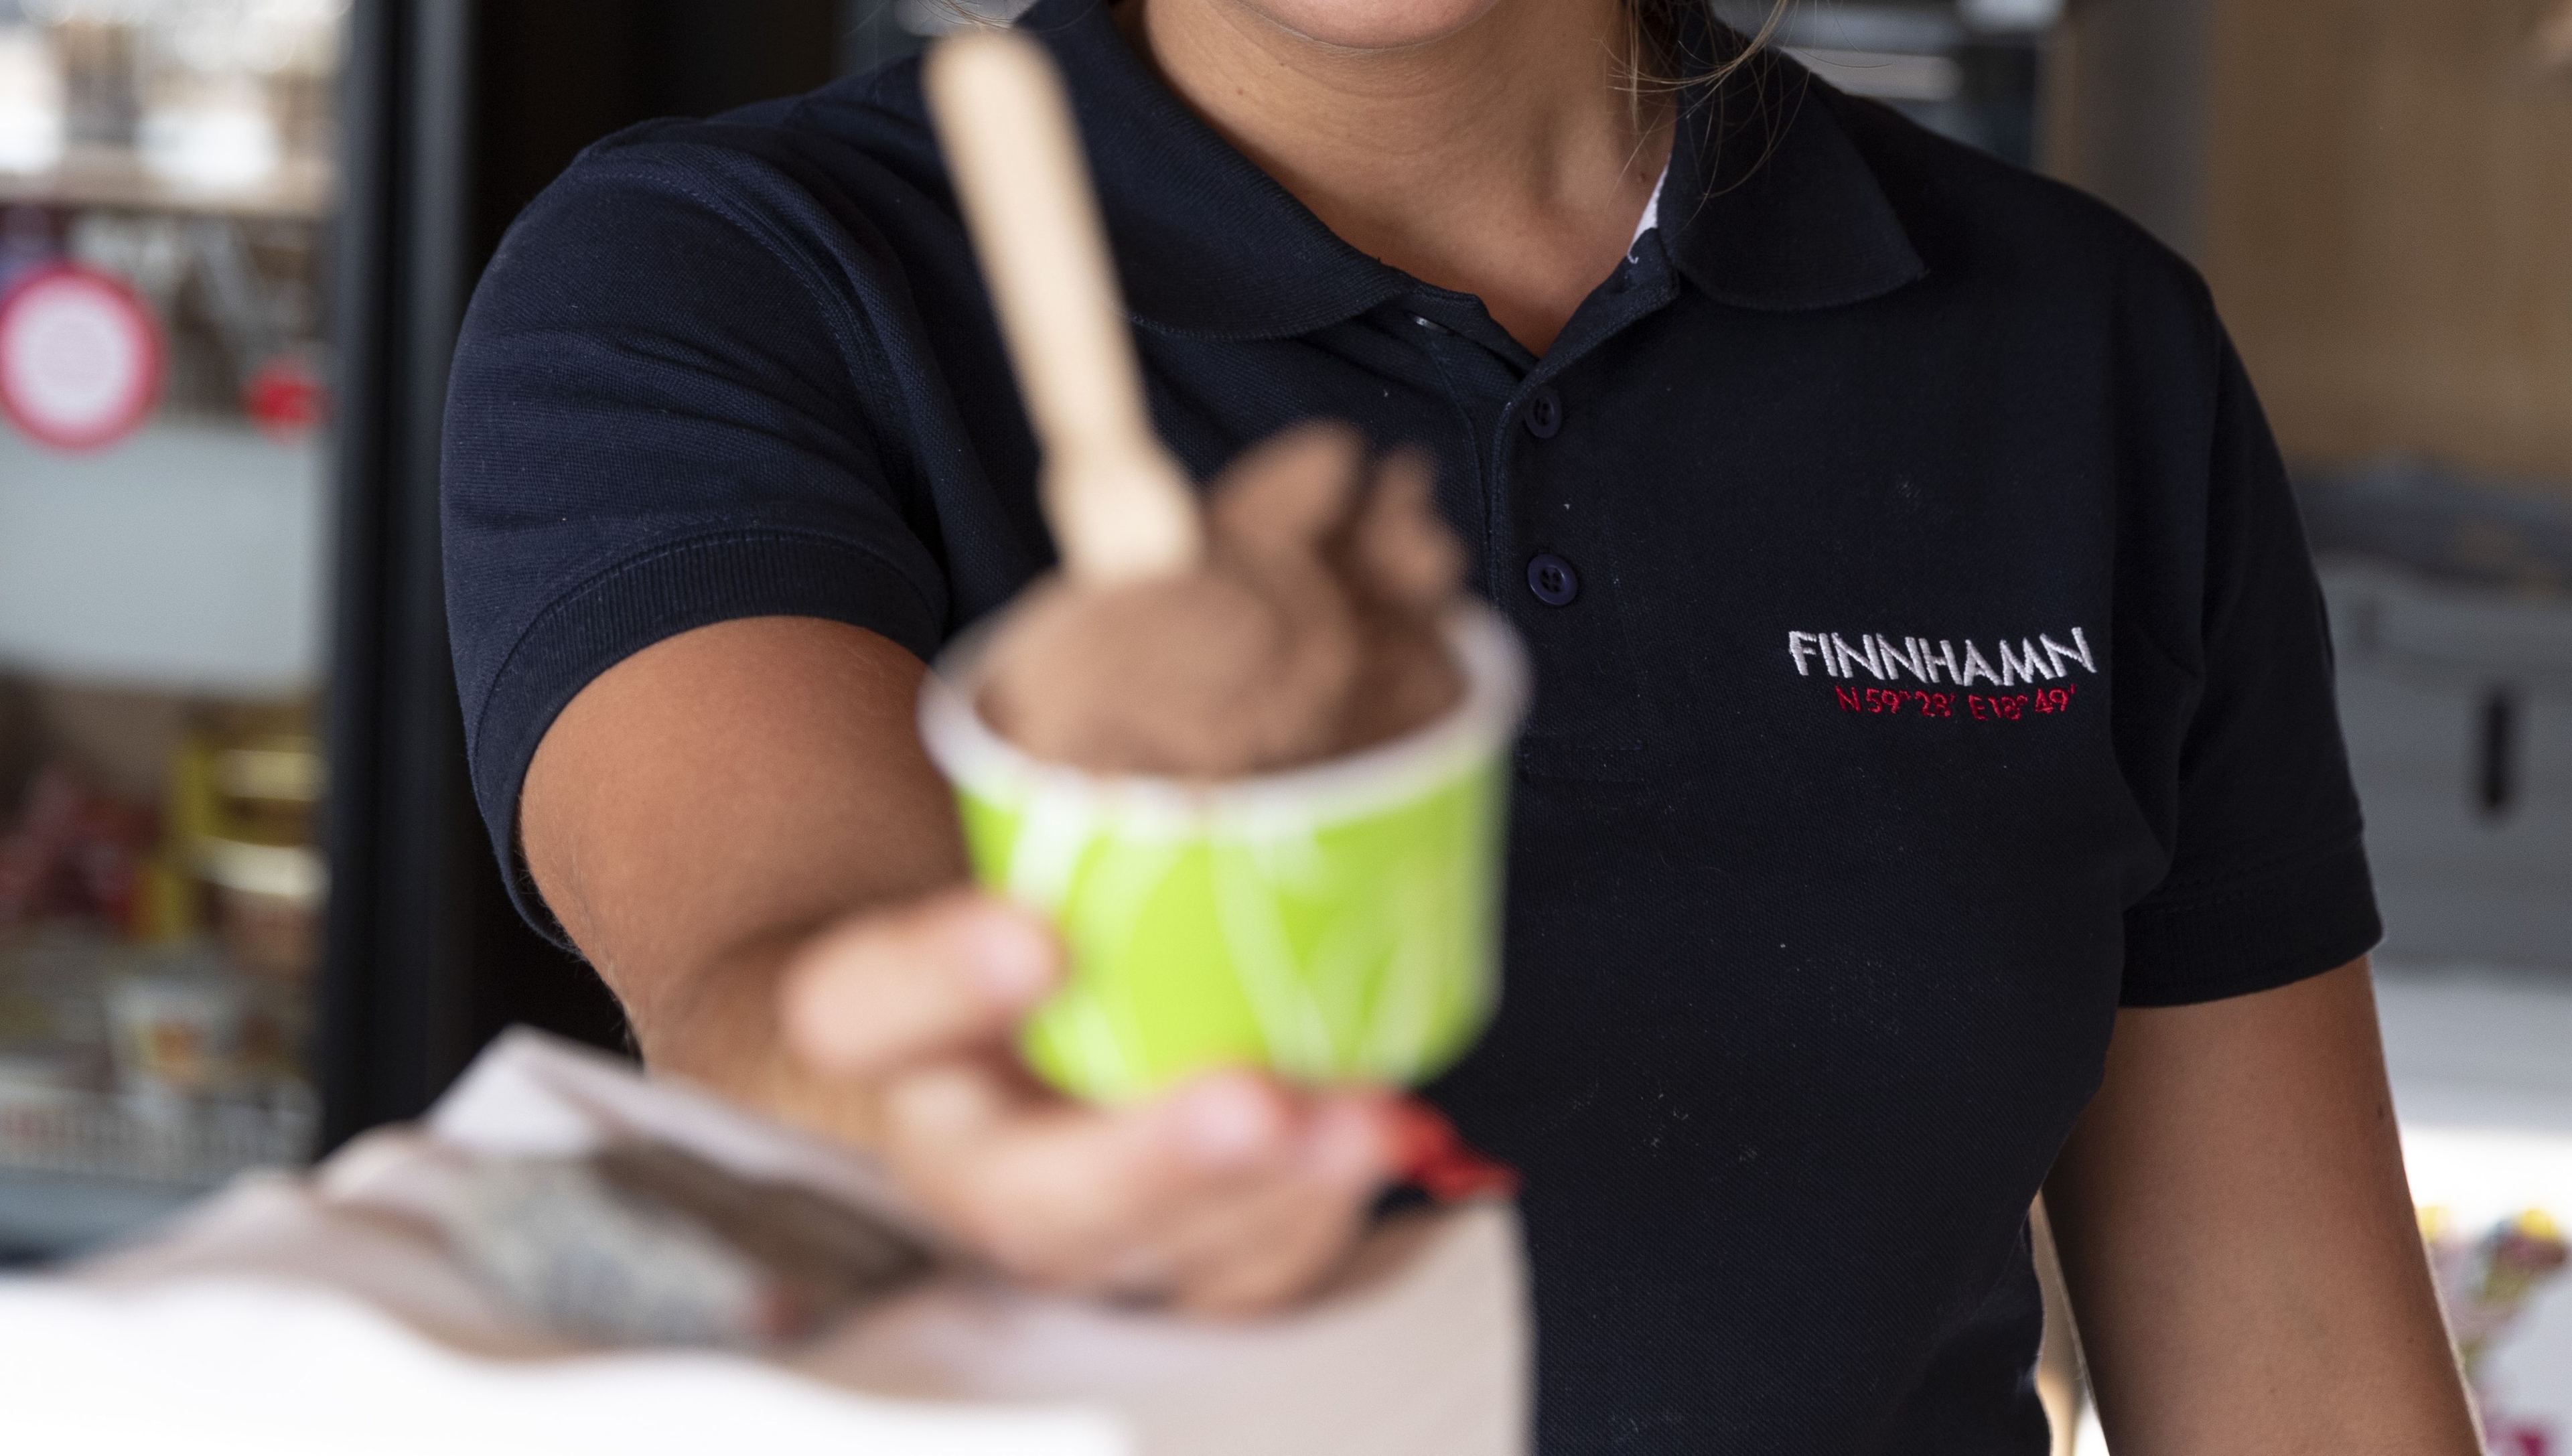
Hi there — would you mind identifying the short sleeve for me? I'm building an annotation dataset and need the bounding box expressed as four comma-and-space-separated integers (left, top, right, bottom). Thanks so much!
442, 129, 951, 928
2117, 339, 2382, 1007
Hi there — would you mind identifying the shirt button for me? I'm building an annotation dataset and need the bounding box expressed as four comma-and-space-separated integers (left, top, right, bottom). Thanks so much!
1524, 388, 1563, 439
1526, 552, 1580, 607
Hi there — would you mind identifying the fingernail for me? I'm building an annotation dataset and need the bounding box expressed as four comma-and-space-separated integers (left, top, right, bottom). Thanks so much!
1307, 1099, 1390, 1186
960, 911, 1056, 1006
1175, 1076, 1285, 1169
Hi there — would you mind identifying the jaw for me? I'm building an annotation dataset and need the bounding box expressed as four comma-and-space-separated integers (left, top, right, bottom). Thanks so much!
1121, 0, 1542, 66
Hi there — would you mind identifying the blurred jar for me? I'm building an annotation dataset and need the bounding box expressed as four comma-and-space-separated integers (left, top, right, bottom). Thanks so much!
133, 0, 343, 190
0, 9, 68, 174
186, 710, 323, 986
210, 727, 320, 848
197, 834, 320, 983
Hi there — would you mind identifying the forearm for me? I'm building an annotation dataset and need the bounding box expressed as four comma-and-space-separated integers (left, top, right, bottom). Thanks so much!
2046, 960, 2478, 1454
520, 615, 971, 1121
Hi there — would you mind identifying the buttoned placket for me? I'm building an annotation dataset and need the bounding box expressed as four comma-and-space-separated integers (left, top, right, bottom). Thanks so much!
1399, 232, 1683, 776
1403, 238, 1677, 561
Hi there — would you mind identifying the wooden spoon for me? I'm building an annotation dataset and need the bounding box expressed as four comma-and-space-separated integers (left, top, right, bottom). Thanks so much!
926, 29, 1204, 584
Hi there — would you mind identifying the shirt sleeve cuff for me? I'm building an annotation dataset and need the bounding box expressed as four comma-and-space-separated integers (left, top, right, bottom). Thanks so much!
2119, 835, 2384, 1007
463, 528, 946, 948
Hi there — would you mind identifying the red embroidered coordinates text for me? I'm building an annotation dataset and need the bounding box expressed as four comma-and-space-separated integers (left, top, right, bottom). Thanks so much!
1788, 628, 2098, 723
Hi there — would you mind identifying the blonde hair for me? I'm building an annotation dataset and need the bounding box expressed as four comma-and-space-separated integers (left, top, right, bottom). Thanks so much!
1616, 0, 1796, 206
1621, 0, 1792, 100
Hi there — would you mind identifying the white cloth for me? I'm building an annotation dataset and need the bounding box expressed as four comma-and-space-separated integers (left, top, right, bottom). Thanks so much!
0, 1030, 1531, 1456
1630, 159, 1668, 252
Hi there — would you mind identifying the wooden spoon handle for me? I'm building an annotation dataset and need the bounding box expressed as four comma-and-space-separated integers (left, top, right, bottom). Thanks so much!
926, 29, 1202, 583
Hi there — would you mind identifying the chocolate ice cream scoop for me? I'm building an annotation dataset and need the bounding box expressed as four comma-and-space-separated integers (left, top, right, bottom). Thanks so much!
979, 426, 1466, 778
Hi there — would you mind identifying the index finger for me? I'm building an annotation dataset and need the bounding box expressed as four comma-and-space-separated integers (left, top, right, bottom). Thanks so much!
778, 889, 1061, 1080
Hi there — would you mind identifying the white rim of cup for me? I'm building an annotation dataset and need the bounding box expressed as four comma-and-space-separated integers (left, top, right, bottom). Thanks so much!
918, 601, 1532, 840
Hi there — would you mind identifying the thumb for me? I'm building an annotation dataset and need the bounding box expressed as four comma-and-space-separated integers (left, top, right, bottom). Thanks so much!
779, 890, 1060, 1080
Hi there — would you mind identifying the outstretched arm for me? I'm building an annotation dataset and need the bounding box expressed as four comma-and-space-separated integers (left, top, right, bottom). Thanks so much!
2044, 958, 2480, 1454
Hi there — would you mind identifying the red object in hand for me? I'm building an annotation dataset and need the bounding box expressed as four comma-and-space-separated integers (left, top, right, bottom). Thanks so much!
1388, 1098, 1519, 1204
244, 354, 328, 441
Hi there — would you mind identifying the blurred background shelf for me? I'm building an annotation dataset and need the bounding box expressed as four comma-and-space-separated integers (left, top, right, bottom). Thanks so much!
0, 147, 334, 222
0, 1088, 315, 1187
0, 415, 328, 696
0, 1084, 314, 1263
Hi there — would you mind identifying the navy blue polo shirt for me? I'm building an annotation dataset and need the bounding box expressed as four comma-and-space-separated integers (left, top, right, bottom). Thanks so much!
443, 2, 2381, 1449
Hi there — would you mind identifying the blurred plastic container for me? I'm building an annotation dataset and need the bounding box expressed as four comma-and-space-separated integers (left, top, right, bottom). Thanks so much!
104, 945, 242, 1104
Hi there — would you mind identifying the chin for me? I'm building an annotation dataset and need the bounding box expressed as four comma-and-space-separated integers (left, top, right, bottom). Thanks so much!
1238, 0, 1514, 51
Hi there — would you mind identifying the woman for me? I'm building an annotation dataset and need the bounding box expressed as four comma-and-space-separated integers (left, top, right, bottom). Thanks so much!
442, 0, 2482, 1448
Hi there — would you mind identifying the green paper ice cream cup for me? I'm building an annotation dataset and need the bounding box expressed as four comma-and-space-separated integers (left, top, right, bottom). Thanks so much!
918, 604, 1530, 1104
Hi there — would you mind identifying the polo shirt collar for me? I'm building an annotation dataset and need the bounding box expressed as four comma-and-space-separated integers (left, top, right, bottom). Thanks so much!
1021, 0, 1925, 339
1660, 46, 1928, 311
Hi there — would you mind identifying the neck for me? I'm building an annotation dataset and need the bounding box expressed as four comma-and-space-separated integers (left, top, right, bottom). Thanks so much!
1120, 0, 1671, 354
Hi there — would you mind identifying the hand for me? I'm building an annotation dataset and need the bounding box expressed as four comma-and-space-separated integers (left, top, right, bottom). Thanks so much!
520, 615, 1401, 1316
778, 888, 1401, 1316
